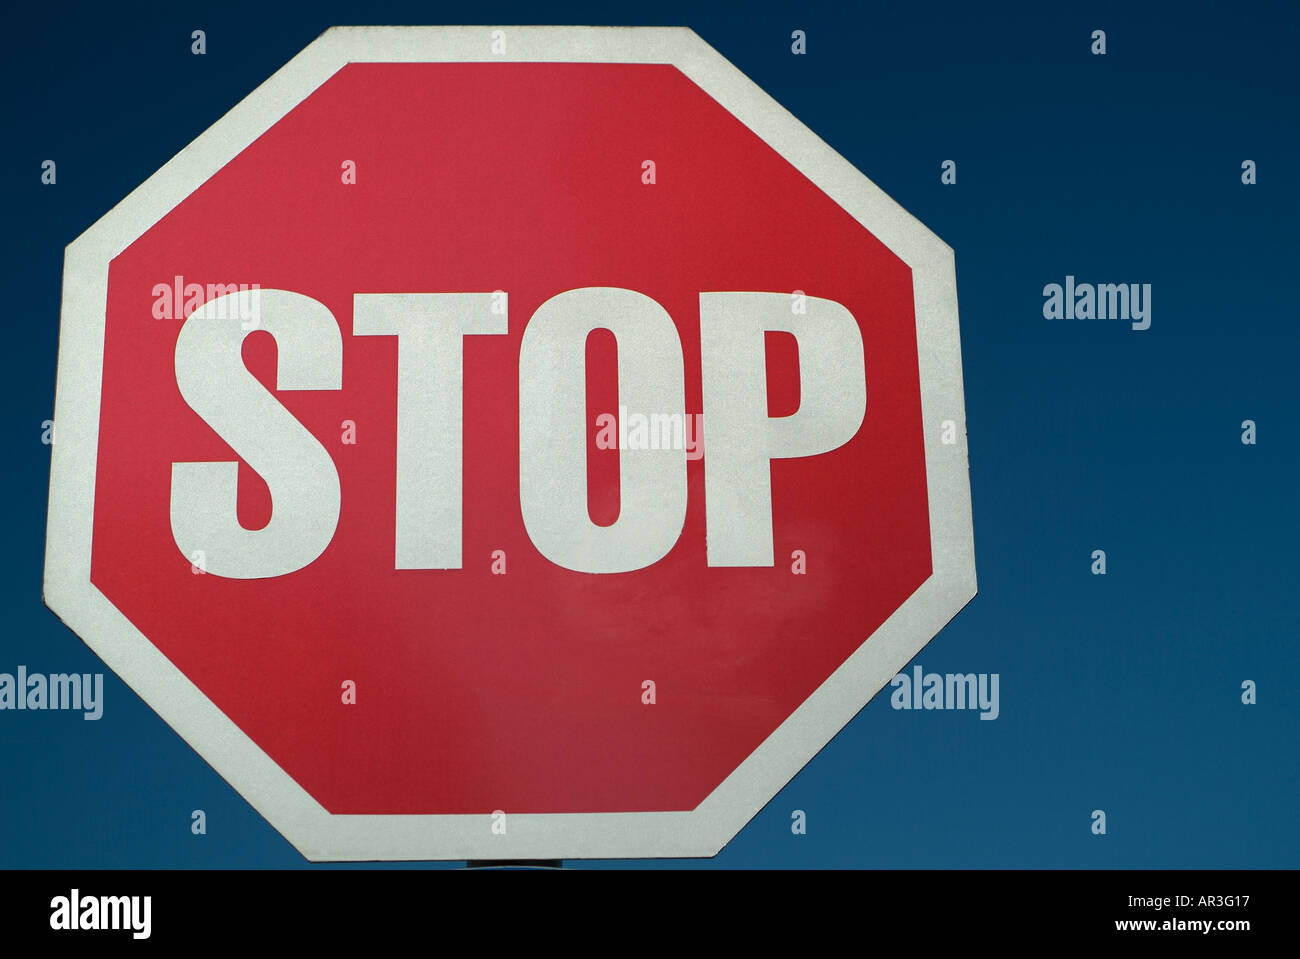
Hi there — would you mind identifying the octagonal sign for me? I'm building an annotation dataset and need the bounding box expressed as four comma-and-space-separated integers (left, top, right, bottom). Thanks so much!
45, 26, 976, 860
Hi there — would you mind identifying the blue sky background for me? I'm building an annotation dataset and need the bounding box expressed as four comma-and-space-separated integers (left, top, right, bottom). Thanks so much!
2, 0, 1296, 868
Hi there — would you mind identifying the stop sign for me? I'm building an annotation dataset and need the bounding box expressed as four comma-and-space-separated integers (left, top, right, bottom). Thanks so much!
44, 26, 975, 860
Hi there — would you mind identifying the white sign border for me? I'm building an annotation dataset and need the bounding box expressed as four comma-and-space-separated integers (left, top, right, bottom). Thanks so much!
44, 25, 976, 861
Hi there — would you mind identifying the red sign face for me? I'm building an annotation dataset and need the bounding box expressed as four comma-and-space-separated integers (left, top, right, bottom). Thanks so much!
47, 27, 975, 860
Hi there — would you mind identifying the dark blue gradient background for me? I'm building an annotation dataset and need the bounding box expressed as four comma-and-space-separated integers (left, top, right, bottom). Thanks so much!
2, 0, 1296, 868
